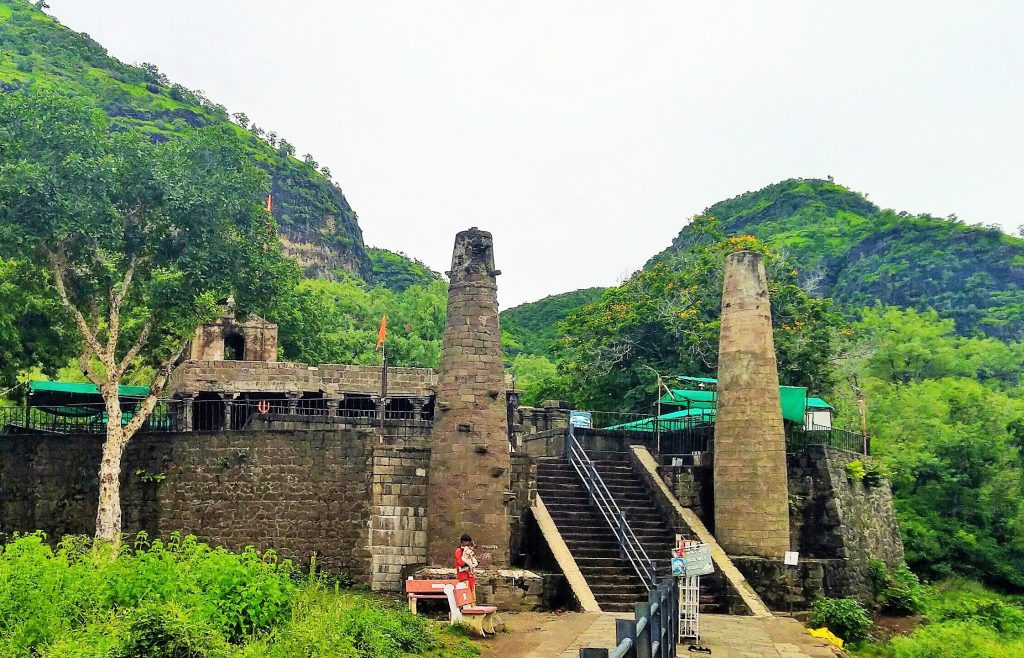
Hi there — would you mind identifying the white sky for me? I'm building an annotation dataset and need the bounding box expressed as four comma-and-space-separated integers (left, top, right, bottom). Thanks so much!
46, 1, 1024, 308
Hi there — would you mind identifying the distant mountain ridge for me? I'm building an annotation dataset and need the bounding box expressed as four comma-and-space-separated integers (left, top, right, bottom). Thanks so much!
506, 178, 1024, 356
0, 0, 372, 279
652, 178, 1024, 339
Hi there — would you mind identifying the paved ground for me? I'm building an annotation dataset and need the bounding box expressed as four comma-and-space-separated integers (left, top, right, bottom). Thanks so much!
697, 614, 839, 658
476, 612, 841, 658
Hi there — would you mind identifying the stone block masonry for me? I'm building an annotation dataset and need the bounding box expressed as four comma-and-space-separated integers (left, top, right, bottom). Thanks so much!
427, 228, 512, 567
713, 251, 791, 558
0, 430, 376, 580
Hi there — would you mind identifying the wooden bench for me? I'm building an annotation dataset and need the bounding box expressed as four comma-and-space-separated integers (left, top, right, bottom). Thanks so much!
405, 577, 457, 614
445, 582, 498, 637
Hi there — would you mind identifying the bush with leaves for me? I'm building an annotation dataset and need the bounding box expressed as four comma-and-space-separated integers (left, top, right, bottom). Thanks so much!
808, 597, 872, 644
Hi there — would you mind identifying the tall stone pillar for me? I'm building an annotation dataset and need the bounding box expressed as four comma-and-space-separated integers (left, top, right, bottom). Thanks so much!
427, 228, 511, 568
713, 251, 791, 557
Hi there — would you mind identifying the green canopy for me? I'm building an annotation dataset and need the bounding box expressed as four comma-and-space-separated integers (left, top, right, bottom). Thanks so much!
29, 380, 150, 398
807, 397, 833, 411
28, 380, 150, 418
659, 382, 811, 424
603, 408, 716, 432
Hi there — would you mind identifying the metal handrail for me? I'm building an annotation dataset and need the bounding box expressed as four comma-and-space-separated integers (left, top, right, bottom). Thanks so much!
566, 424, 657, 588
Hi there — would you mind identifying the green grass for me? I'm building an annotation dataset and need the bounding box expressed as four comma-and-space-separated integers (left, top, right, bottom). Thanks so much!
0, 532, 478, 658
855, 580, 1024, 658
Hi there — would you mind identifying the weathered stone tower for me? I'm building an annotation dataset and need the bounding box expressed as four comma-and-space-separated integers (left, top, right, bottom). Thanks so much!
713, 251, 791, 557
426, 228, 511, 568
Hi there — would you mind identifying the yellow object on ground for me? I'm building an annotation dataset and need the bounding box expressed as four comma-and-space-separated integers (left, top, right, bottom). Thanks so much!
808, 627, 844, 648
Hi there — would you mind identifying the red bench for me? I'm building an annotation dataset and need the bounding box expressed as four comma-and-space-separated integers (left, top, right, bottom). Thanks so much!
448, 582, 498, 636
404, 577, 499, 636
405, 577, 457, 614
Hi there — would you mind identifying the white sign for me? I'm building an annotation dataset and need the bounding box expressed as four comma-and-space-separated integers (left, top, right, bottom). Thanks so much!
683, 544, 714, 576
784, 551, 800, 566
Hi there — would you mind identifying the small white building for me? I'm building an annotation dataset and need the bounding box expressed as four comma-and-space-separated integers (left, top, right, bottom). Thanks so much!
805, 397, 834, 429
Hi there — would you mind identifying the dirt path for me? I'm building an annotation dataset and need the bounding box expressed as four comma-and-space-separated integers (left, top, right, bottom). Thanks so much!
475, 611, 602, 658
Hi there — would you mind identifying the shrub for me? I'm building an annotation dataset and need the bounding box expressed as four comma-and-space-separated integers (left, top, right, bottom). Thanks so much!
846, 460, 866, 482
869, 560, 924, 615
863, 460, 891, 488
809, 597, 872, 644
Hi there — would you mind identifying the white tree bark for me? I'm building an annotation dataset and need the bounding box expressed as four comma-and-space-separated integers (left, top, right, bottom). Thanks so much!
47, 250, 185, 546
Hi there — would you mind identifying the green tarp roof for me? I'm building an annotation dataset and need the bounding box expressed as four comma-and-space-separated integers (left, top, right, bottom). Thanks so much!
659, 381, 823, 424
603, 407, 716, 432
807, 397, 833, 411
28, 381, 150, 417
29, 380, 150, 398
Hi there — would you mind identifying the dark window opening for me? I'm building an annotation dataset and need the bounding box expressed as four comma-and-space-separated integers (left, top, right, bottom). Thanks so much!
339, 394, 376, 419
224, 333, 245, 361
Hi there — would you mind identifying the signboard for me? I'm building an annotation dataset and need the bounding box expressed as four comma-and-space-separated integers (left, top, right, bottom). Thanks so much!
784, 551, 800, 566
569, 411, 593, 429
671, 557, 687, 576
682, 544, 714, 577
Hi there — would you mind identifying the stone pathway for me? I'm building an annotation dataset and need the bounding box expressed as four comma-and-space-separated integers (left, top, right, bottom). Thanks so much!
686, 614, 838, 658
480, 612, 840, 658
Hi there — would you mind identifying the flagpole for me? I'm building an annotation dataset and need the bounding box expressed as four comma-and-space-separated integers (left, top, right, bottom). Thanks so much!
379, 341, 387, 441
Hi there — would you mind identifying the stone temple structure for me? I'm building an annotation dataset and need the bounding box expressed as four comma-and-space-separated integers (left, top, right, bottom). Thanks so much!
713, 251, 791, 557
426, 228, 511, 568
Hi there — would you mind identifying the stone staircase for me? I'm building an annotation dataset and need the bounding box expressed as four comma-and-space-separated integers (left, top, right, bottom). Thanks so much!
537, 457, 729, 613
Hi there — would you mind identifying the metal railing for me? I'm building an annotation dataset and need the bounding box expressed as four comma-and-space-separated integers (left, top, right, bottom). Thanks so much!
572, 410, 714, 456
0, 397, 433, 436
786, 422, 869, 455
566, 424, 658, 589
0, 401, 174, 435
580, 577, 679, 658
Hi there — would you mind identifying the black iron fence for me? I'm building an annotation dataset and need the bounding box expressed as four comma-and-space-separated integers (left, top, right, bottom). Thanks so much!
580, 577, 679, 658
786, 423, 869, 456
572, 410, 714, 457
0, 401, 174, 435
0, 397, 433, 437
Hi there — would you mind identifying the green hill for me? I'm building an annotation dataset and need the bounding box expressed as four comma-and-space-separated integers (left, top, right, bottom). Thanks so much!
366, 248, 443, 292
501, 287, 605, 358
652, 178, 1024, 339
0, 0, 371, 279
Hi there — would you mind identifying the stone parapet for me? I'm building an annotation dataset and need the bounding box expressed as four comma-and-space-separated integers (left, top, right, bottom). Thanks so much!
168, 361, 437, 398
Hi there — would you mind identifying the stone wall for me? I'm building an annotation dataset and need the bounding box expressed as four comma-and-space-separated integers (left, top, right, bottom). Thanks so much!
168, 361, 437, 398
658, 464, 713, 528
0, 430, 376, 579
509, 452, 537, 563
0, 428, 540, 594
370, 444, 431, 592
737, 445, 904, 610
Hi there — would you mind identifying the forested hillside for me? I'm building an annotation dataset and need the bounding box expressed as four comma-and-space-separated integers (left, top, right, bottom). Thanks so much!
0, 0, 371, 279
501, 287, 605, 358
653, 178, 1024, 340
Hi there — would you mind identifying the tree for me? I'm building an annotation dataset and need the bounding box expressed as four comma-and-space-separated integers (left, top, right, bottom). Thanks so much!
303, 153, 318, 168
277, 139, 295, 157
0, 89, 297, 544
232, 112, 250, 129
139, 62, 168, 86
556, 216, 839, 410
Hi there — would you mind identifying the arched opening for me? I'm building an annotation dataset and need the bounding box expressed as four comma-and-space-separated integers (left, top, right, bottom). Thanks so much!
224, 333, 245, 361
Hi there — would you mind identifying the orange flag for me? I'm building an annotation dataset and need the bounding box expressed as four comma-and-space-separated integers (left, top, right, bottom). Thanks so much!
376, 315, 388, 350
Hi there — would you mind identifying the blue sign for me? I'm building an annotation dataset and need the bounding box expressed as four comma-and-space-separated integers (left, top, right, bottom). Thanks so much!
671, 557, 686, 576
569, 411, 593, 428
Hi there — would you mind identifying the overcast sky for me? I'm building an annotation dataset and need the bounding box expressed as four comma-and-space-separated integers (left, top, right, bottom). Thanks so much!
46, 1, 1024, 308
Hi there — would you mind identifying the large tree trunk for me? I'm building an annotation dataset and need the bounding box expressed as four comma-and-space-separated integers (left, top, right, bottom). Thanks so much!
95, 394, 125, 544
